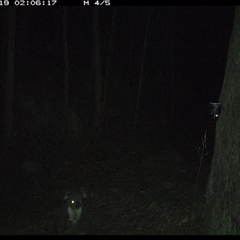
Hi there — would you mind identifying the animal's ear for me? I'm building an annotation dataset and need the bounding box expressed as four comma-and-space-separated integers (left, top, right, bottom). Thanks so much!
80, 187, 88, 199
63, 190, 71, 201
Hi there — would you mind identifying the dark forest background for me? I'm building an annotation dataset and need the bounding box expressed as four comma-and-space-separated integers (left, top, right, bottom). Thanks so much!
0, 6, 235, 235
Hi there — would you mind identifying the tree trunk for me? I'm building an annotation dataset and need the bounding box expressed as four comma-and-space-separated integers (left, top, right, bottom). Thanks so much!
3, 7, 16, 151
169, 7, 175, 121
92, 8, 102, 128
63, 6, 69, 115
205, 6, 240, 235
103, 7, 116, 127
1, 6, 16, 214
133, 7, 152, 133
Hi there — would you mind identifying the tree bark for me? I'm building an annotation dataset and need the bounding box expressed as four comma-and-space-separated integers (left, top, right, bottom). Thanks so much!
205, 6, 240, 235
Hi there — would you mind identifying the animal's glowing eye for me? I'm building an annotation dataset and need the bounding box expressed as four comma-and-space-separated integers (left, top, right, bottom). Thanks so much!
71, 200, 75, 204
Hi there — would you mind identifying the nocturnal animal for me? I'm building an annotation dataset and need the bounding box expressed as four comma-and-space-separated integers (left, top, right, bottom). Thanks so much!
58, 188, 88, 235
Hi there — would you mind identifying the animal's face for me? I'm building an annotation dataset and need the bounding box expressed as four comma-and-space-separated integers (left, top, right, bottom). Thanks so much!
64, 189, 87, 225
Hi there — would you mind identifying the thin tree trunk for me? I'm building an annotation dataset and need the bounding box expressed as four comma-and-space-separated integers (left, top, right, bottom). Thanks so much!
103, 7, 116, 127
1, 6, 16, 214
63, 6, 69, 115
170, 7, 175, 121
127, 15, 135, 68
3, 7, 16, 151
93, 8, 102, 128
133, 7, 152, 133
